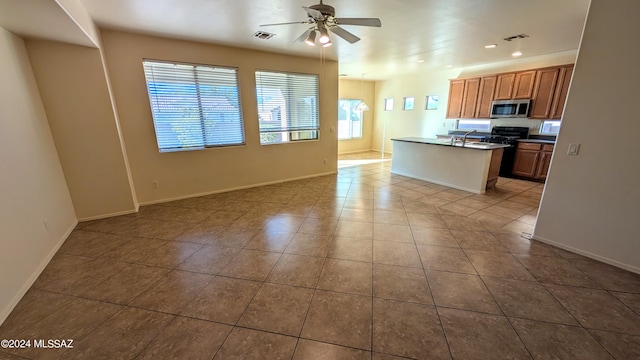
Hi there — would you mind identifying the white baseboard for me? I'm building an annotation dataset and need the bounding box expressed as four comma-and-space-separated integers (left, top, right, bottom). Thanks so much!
139, 171, 338, 206
532, 234, 640, 275
0, 219, 78, 325
338, 149, 381, 155
78, 206, 139, 222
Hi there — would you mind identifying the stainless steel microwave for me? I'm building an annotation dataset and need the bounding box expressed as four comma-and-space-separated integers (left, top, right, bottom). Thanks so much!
490, 99, 531, 118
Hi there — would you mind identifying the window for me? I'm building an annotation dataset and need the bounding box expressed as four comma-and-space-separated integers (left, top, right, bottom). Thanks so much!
541, 120, 561, 134
338, 99, 363, 140
457, 119, 491, 131
255, 70, 319, 144
142, 60, 244, 152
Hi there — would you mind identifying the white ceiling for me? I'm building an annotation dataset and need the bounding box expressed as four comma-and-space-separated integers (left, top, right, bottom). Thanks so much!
2, 0, 591, 80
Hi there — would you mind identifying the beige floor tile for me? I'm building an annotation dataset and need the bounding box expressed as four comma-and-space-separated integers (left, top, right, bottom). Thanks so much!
373, 299, 450, 360
438, 308, 530, 360
135, 241, 203, 269
37, 258, 128, 296
177, 245, 242, 274
130, 270, 213, 314
373, 210, 409, 225
545, 284, 640, 335
100, 236, 167, 262
406, 212, 446, 228
402, 200, 438, 214
335, 220, 373, 239
83, 263, 169, 304
136, 317, 231, 360
610, 291, 640, 314
440, 215, 486, 231
589, 330, 640, 360
416, 245, 476, 274
373, 223, 414, 243
301, 290, 372, 350
427, 271, 501, 314
464, 250, 535, 280
0, 290, 76, 338
264, 215, 305, 233
510, 318, 613, 359
411, 226, 458, 247
214, 327, 297, 359
237, 283, 314, 336
483, 277, 577, 325
58, 230, 129, 258
450, 230, 507, 252
340, 208, 373, 223
78, 215, 135, 233
373, 241, 422, 268
569, 258, 640, 293
327, 237, 373, 262
115, 217, 190, 240
493, 232, 558, 257
244, 230, 295, 252
298, 217, 338, 235
515, 255, 601, 288
285, 233, 333, 257
62, 308, 174, 360
207, 227, 260, 248
266, 254, 325, 288
219, 249, 281, 281
181, 277, 261, 324
317, 258, 373, 296
293, 339, 371, 360
373, 264, 432, 304
467, 211, 513, 231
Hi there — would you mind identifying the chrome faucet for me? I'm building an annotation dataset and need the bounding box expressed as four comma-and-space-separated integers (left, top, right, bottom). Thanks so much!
462, 130, 477, 146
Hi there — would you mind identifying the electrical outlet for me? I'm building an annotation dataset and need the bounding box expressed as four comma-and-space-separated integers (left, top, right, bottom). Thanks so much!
152, 181, 159, 189
330, 127, 335, 133
567, 143, 580, 156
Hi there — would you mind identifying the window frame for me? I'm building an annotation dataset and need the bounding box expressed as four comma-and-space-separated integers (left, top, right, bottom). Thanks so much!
255, 70, 320, 145
540, 120, 561, 135
338, 98, 364, 140
142, 59, 245, 153
456, 119, 491, 131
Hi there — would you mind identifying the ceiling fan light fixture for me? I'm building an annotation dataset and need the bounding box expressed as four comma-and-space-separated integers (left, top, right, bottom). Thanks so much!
304, 30, 316, 46
318, 24, 331, 44
322, 39, 332, 47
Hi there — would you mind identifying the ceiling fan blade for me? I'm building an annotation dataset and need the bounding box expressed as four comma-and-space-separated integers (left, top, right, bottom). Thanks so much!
260, 21, 310, 27
334, 18, 382, 27
294, 29, 312, 43
302, 6, 324, 21
330, 26, 360, 44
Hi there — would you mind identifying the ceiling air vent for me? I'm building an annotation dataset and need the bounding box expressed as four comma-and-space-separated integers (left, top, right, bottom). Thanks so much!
503, 34, 529, 42
253, 31, 275, 40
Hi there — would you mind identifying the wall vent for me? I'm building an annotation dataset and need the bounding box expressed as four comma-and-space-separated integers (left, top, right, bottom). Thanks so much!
253, 31, 275, 40
503, 34, 529, 42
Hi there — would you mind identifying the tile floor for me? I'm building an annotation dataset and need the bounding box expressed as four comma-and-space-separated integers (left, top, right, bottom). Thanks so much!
1, 151, 640, 359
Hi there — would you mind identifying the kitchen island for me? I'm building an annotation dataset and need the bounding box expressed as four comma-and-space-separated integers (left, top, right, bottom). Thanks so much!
391, 137, 510, 194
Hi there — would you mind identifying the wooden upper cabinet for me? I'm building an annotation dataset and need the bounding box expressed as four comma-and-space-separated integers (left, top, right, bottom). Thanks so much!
512, 70, 537, 99
446, 79, 465, 118
461, 78, 480, 118
550, 65, 574, 119
529, 68, 560, 119
475, 76, 497, 118
494, 73, 515, 100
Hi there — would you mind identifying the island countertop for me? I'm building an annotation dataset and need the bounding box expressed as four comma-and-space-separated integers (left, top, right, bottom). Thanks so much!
391, 137, 511, 150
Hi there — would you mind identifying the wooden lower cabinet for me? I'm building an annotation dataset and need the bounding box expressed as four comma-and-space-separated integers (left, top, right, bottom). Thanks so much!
512, 143, 555, 181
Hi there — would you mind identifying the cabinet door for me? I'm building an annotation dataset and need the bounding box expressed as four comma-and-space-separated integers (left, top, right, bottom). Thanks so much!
446, 79, 465, 118
475, 76, 497, 118
494, 73, 515, 100
461, 78, 480, 118
529, 68, 560, 119
512, 149, 540, 178
550, 65, 574, 119
536, 148, 554, 180
512, 70, 537, 99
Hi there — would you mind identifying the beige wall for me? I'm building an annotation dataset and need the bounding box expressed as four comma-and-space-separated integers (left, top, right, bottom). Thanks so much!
0, 28, 76, 323
338, 79, 375, 154
101, 30, 338, 204
535, 0, 640, 272
26, 39, 138, 220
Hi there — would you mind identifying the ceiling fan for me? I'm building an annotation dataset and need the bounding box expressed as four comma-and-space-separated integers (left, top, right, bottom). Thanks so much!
260, 0, 382, 47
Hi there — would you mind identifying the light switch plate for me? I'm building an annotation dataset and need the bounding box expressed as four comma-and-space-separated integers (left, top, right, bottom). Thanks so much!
567, 143, 580, 156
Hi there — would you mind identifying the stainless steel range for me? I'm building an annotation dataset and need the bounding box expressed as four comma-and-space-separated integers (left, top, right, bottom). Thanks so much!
480, 126, 530, 177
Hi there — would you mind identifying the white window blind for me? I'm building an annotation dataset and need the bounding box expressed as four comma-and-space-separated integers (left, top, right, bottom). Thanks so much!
143, 60, 245, 152
255, 70, 319, 144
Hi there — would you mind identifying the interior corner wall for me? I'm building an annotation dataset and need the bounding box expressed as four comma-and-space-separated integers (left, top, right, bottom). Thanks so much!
0, 28, 76, 324
26, 39, 137, 220
338, 79, 375, 153
100, 30, 339, 204
534, 0, 640, 272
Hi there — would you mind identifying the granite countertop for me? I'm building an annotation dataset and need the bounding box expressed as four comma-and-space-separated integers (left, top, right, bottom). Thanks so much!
391, 137, 510, 150
517, 139, 556, 144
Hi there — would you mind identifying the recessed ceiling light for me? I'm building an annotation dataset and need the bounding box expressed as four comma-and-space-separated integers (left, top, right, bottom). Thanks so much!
445, 65, 453, 68
417, 59, 425, 63
485, 44, 497, 49
512, 51, 523, 57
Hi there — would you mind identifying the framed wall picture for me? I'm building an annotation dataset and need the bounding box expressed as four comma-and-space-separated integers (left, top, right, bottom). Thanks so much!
384, 98, 394, 111
403, 97, 415, 110
426, 95, 439, 110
